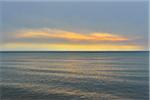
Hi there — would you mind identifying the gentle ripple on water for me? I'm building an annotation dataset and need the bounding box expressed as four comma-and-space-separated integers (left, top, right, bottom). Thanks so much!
0, 52, 149, 100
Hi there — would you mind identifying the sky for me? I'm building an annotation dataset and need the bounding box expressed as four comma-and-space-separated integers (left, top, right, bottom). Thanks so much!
0, 1, 149, 51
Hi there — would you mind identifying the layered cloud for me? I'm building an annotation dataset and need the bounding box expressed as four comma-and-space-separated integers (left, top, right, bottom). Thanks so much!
15, 29, 129, 42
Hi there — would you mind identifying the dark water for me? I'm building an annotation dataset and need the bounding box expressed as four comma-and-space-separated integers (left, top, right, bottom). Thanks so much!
0, 52, 149, 100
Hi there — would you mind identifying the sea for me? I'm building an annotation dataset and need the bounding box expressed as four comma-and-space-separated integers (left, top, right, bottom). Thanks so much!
0, 51, 149, 100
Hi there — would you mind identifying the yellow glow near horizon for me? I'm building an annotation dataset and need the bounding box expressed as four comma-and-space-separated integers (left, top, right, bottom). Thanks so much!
2, 43, 143, 51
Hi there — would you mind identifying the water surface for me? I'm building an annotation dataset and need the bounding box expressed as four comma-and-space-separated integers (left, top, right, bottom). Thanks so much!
0, 52, 149, 100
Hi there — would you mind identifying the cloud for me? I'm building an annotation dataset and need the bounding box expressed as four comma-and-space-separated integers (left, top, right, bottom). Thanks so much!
15, 29, 129, 42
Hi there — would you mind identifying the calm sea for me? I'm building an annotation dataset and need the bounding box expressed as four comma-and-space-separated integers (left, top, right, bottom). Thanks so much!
0, 52, 149, 100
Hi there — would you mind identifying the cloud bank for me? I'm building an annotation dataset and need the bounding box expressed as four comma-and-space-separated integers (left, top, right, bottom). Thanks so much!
15, 29, 129, 42
0, 28, 142, 51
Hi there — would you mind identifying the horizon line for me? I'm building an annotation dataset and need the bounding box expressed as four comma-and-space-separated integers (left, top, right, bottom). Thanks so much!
0, 50, 149, 53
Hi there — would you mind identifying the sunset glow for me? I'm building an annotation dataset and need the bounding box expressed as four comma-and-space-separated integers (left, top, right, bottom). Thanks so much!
1, 2, 148, 51
2, 43, 142, 51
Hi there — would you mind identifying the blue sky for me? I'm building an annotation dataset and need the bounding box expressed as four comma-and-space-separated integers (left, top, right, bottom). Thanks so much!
0, 1, 149, 51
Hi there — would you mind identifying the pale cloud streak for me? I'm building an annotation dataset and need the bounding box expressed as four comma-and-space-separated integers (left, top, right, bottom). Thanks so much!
15, 29, 129, 42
